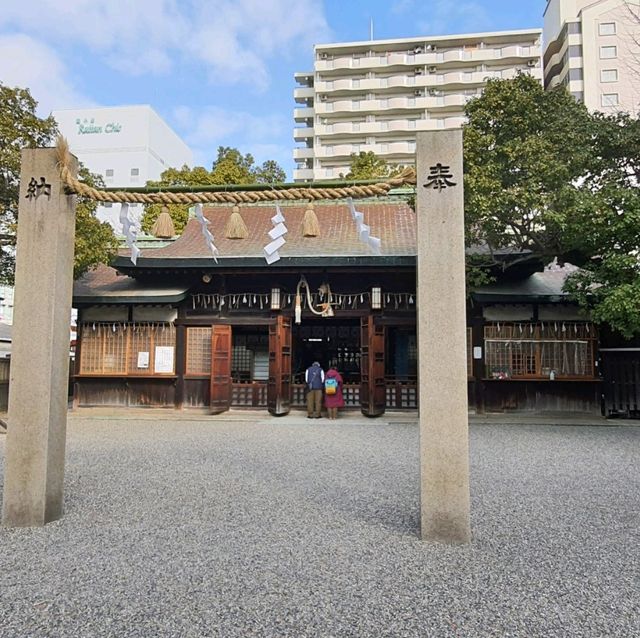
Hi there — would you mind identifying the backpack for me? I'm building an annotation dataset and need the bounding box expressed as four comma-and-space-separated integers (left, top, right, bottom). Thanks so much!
325, 377, 338, 395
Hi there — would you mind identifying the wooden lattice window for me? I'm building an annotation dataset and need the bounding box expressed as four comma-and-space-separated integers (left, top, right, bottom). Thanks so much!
484, 322, 596, 380
78, 323, 176, 376
185, 327, 212, 375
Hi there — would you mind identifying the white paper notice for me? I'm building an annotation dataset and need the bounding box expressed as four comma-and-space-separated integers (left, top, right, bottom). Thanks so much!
137, 351, 150, 369
154, 346, 175, 373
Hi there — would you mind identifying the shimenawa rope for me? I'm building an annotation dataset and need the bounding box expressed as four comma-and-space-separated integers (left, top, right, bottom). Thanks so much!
55, 136, 416, 205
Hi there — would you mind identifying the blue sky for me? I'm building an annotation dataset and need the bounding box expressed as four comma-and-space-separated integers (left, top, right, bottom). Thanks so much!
0, 1, 544, 179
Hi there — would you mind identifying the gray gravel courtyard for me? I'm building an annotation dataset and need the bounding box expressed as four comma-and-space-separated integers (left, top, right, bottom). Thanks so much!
0, 413, 639, 637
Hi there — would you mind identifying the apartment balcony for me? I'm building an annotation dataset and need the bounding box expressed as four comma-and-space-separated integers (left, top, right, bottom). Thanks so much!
294, 71, 314, 86
316, 141, 418, 159
314, 44, 541, 75
499, 45, 540, 62
294, 87, 315, 102
293, 147, 315, 160
294, 107, 315, 122
293, 127, 314, 141
293, 168, 315, 182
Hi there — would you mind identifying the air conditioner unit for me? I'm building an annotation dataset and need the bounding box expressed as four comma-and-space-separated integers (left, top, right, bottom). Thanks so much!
413, 46, 423, 54
414, 68, 424, 75
527, 59, 537, 67
319, 52, 328, 60
414, 89, 424, 96
428, 66, 437, 73
319, 94, 327, 101
427, 88, 438, 96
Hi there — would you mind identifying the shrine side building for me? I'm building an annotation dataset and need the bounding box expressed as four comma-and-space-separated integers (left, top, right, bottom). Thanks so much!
72, 199, 614, 416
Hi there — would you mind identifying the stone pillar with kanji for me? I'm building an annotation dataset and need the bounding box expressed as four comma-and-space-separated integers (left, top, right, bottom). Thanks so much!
416, 130, 471, 544
2, 148, 78, 527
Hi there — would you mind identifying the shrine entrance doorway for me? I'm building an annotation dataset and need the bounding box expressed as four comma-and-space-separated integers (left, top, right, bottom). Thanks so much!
290, 316, 386, 417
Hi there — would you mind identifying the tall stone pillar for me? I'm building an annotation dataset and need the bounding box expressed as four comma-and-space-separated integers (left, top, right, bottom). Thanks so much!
2, 148, 78, 526
416, 130, 471, 544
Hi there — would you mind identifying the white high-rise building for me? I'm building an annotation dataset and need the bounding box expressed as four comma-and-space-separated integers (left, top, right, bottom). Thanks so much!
293, 29, 542, 181
544, 0, 640, 114
53, 105, 193, 230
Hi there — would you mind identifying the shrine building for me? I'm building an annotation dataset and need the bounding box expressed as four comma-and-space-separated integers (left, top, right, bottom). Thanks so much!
72, 198, 607, 416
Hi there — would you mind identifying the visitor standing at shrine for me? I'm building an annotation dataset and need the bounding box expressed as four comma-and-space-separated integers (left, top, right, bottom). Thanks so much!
324, 367, 345, 420
305, 361, 325, 418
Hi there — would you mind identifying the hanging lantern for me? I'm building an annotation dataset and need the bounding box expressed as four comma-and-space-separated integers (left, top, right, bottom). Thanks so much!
271, 288, 281, 310
371, 287, 382, 309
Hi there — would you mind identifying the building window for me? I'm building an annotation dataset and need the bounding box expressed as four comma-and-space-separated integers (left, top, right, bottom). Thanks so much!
484, 322, 596, 379
600, 45, 617, 59
353, 123, 360, 132
130, 168, 140, 183
103, 203, 113, 208
602, 93, 619, 107
599, 22, 616, 36
105, 168, 114, 184
185, 327, 211, 375
79, 323, 176, 376
352, 79, 360, 88
601, 69, 618, 83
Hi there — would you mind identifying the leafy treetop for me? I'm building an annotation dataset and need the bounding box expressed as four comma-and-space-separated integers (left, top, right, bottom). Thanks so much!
0, 82, 117, 284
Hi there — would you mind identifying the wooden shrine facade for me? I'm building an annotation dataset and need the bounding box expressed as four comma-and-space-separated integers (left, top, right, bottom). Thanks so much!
72, 201, 604, 416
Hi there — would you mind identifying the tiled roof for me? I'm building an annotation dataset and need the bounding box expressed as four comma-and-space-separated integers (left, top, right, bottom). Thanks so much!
141, 201, 416, 259
74, 264, 189, 303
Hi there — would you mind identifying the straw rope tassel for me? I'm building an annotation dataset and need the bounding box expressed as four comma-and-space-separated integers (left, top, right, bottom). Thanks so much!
224, 205, 249, 239
302, 202, 320, 237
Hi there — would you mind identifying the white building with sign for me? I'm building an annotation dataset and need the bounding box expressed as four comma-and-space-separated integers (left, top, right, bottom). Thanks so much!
53, 105, 193, 229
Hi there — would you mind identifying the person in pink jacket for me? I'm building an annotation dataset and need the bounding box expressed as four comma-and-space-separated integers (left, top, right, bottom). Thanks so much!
324, 367, 345, 419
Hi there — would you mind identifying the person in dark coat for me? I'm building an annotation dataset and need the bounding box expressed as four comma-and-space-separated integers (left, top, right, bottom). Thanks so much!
324, 367, 345, 419
305, 361, 325, 418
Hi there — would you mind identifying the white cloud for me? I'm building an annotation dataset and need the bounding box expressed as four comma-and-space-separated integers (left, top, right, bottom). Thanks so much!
0, 0, 329, 88
0, 33, 95, 114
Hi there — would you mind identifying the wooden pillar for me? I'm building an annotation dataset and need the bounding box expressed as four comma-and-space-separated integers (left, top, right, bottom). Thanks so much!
2, 148, 78, 526
471, 308, 486, 415
175, 324, 186, 409
416, 130, 471, 544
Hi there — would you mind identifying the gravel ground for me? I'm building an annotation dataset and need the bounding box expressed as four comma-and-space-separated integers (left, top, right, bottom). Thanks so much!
0, 414, 638, 638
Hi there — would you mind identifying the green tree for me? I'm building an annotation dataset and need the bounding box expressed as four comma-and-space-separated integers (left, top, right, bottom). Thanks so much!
562, 113, 640, 337
255, 159, 287, 184
74, 168, 119, 279
464, 73, 593, 261
463, 74, 640, 337
210, 146, 256, 184
0, 82, 117, 283
342, 151, 397, 180
142, 147, 287, 233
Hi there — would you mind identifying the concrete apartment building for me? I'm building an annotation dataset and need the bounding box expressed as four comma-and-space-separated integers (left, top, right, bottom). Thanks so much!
53, 105, 193, 230
544, 0, 640, 114
293, 29, 542, 181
